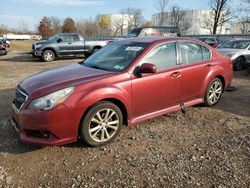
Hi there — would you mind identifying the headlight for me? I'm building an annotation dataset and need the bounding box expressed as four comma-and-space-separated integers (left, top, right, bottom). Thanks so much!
28, 87, 74, 110
35, 44, 42, 49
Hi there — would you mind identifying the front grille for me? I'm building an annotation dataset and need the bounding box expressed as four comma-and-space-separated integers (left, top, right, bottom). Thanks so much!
13, 87, 28, 111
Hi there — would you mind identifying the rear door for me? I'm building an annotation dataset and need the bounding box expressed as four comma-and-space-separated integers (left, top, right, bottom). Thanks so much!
57, 34, 74, 55
131, 42, 181, 118
71, 34, 85, 55
177, 41, 212, 102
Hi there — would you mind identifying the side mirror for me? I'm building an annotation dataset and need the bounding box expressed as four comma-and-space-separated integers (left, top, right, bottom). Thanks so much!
57, 38, 62, 43
139, 63, 157, 74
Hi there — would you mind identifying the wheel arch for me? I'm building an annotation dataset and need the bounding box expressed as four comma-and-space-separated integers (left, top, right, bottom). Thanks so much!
77, 97, 129, 138
42, 48, 58, 57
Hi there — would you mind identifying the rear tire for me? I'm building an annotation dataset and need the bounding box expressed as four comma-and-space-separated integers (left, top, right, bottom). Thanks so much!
80, 101, 123, 147
204, 78, 223, 106
233, 57, 245, 71
42, 50, 55, 62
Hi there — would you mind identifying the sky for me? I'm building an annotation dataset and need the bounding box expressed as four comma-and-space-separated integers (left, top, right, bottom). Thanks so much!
0, 0, 231, 31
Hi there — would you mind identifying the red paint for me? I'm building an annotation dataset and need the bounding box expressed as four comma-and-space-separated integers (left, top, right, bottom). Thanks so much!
11, 37, 233, 146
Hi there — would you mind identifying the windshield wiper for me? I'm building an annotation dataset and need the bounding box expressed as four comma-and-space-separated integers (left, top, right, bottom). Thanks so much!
84, 64, 111, 71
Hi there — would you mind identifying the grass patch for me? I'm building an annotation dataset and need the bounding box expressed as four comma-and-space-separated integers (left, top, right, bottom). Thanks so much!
9, 40, 34, 52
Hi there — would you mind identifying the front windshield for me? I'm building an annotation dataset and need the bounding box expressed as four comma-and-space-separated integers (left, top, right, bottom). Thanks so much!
218, 40, 250, 49
83, 42, 149, 72
48, 34, 60, 41
126, 28, 142, 38
199, 38, 207, 42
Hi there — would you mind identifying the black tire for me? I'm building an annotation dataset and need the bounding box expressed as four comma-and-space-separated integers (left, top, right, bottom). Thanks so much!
42, 50, 55, 62
247, 66, 250, 74
204, 78, 223, 106
233, 57, 245, 71
92, 48, 100, 54
80, 101, 123, 147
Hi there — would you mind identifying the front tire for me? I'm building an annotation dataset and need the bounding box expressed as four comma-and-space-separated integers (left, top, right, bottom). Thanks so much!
80, 101, 123, 147
204, 78, 223, 106
233, 57, 245, 71
42, 50, 55, 62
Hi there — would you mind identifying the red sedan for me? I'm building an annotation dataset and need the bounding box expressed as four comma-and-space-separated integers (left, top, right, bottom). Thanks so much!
11, 37, 233, 147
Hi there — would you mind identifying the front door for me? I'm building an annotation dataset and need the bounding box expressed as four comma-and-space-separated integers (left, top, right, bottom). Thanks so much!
131, 42, 181, 118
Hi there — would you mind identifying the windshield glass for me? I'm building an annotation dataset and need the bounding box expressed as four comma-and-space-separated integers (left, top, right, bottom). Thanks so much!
218, 40, 250, 49
126, 28, 142, 38
83, 42, 149, 72
48, 34, 60, 42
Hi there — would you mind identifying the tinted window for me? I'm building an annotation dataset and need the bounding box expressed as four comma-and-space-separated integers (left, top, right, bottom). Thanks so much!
179, 42, 210, 64
201, 46, 211, 60
73, 35, 80, 41
84, 42, 149, 72
218, 40, 250, 49
61, 35, 74, 42
141, 42, 177, 69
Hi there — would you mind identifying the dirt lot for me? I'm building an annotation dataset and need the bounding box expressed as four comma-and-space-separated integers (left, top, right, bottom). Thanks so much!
0, 51, 249, 188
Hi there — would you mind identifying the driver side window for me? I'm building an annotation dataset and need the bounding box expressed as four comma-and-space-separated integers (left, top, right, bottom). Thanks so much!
140, 42, 177, 69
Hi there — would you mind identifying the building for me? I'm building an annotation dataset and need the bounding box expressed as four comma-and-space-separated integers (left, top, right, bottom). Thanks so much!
230, 20, 250, 34
97, 13, 134, 36
2, 33, 42, 40
152, 10, 230, 35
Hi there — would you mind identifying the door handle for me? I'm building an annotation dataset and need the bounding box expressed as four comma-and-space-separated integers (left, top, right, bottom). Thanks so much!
170, 71, 182, 78
205, 64, 212, 69
68, 42, 72, 44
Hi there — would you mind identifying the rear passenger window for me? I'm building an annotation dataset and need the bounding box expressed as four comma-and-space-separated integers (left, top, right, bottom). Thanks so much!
201, 46, 211, 60
73, 35, 80, 41
179, 42, 210, 64
141, 42, 177, 69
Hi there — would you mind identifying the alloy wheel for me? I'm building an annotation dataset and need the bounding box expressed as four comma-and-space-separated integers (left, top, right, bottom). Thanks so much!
88, 108, 119, 143
208, 80, 222, 105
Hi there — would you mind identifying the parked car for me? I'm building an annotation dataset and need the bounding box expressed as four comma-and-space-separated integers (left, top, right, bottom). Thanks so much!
198, 37, 220, 47
11, 37, 233, 147
0, 39, 11, 48
32, 33, 109, 62
0, 40, 7, 55
216, 38, 250, 71
126, 26, 181, 38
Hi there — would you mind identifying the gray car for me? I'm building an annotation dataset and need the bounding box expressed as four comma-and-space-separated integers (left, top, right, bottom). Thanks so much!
217, 38, 250, 71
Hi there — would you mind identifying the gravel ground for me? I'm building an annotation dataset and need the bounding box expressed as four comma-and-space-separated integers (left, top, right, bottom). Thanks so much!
0, 52, 249, 188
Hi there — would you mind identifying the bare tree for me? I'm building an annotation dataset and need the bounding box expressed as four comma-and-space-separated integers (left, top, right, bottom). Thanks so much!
234, 0, 250, 33
154, 0, 168, 26
170, 5, 191, 33
77, 19, 99, 36
201, 0, 231, 34
49, 16, 62, 35
112, 12, 125, 36
122, 8, 144, 31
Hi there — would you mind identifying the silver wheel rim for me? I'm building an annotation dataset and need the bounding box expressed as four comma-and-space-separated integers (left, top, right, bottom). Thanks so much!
208, 81, 222, 104
88, 108, 119, 143
44, 52, 53, 61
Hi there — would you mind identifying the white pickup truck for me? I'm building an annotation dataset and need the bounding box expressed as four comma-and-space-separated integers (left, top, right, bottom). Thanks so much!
84, 40, 110, 56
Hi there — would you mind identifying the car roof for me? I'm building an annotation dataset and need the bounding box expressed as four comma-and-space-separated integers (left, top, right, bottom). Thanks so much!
116, 37, 203, 44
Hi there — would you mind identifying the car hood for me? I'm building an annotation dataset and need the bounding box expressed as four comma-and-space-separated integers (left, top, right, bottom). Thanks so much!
33, 40, 50, 46
19, 63, 116, 99
217, 48, 243, 55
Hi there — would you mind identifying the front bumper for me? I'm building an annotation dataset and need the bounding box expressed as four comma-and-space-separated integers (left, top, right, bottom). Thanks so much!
32, 50, 42, 57
11, 103, 79, 146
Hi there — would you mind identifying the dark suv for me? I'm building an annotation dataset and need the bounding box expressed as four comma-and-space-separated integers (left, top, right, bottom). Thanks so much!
32, 33, 88, 62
